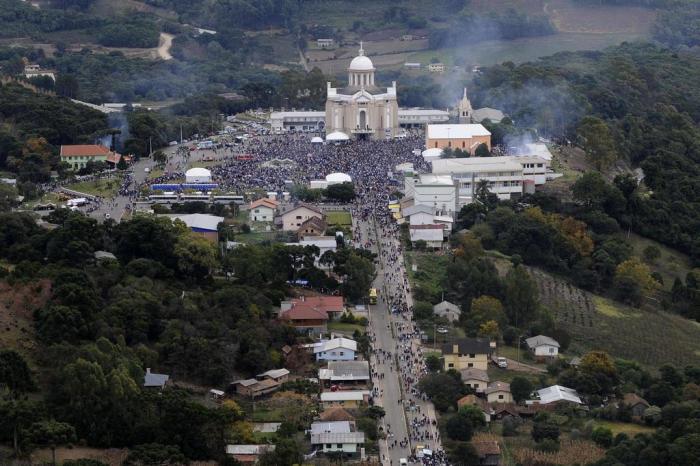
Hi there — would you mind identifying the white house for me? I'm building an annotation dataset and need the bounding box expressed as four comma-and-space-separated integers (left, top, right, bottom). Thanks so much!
460, 368, 489, 393
433, 300, 461, 322
310, 431, 365, 454
525, 335, 560, 361
314, 338, 358, 361
405, 174, 458, 217
320, 390, 370, 408
249, 198, 278, 222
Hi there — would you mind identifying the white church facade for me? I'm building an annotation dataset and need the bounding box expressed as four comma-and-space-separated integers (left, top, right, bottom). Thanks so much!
324, 44, 400, 140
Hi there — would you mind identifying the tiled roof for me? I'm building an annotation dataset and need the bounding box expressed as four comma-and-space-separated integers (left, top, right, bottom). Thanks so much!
60, 144, 111, 157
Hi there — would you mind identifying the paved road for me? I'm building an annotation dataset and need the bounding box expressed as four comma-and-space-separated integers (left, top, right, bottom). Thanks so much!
355, 214, 444, 465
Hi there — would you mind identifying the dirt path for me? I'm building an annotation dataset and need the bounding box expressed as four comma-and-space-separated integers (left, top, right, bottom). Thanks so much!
158, 32, 174, 60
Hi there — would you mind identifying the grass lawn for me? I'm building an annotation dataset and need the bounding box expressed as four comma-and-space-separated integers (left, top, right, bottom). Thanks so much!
66, 176, 122, 198
595, 420, 655, 436
235, 231, 275, 244
487, 366, 548, 386
328, 321, 365, 334
147, 168, 164, 180
326, 210, 352, 226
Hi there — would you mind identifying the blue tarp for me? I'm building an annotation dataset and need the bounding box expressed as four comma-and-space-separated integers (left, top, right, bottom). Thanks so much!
151, 183, 219, 192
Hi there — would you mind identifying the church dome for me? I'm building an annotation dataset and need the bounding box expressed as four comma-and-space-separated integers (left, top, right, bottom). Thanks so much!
348, 43, 374, 71
349, 55, 374, 71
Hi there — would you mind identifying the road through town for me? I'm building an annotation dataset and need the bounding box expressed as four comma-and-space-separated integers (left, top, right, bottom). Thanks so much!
356, 214, 445, 465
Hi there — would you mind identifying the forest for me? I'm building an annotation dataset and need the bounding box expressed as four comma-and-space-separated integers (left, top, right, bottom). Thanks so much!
471, 42, 700, 266
0, 209, 375, 463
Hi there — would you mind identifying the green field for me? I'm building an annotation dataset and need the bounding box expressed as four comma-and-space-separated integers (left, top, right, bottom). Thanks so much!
66, 176, 122, 198
405, 251, 450, 303
594, 420, 655, 437
328, 321, 365, 335
326, 210, 352, 226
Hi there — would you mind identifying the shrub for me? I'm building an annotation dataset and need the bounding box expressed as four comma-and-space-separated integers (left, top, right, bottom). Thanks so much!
591, 426, 613, 448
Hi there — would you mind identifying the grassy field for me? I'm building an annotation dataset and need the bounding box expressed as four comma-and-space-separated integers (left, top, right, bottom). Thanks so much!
594, 420, 655, 437
405, 251, 450, 303
326, 210, 352, 226
66, 176, 122, 198
328, 321, 365, 335
626, 233, 692, 292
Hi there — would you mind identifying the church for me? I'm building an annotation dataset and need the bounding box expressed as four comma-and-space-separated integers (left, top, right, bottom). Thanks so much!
324, 44, 400, 140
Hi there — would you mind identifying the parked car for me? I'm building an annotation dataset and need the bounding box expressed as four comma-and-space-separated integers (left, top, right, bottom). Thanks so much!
497, 357, 508, 368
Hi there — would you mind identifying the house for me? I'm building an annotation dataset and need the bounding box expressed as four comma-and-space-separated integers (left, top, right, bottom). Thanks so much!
472, 438, 501, 466
442, 338, 493, 371
249, 198, 278, 222
457, 394, 491, 423
491, 403, 520, 420
471, 107, 505, 124
533, 385, 583, 406
311, 431, 365, 454
280, 305, 328, 333
279, 295, 345, 332
319, 360, 370, 386
433, 300, 461, 322
60, 144, 114, 170
143, 368, 170, 389
320, 390, 370, 409
279, 204, 324, 231
297, 216, 327, 238
256, 368, 290, 384
525, 335, 560, 361
317, 38, 335, 49
622, 393, 650, 418
166, 213, 224, 242
225, 444, 275, 464
309, 420, 365, 453
314, 338, 358, 361
319, 406, 355, 422
402, 204, 435, 225
231, 378, 281, 398
409, 224, 444, 249
485, 382, 512, 404
298, 236, 338, 266
460, 368, 489, 393
428, 63, 446, 73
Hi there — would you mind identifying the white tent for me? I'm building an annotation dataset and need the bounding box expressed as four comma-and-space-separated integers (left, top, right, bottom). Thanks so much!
326, 131, 350, 142
185, 167, 212, 183
421, 148, 443, 160
311, 136, 324, 144
325, 172, 352, 185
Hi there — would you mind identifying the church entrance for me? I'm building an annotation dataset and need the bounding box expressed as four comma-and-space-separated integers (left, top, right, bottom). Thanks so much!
359, 110, 367, 130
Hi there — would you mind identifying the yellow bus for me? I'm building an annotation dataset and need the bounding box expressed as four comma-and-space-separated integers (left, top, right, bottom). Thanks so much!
369, 288, 378, 305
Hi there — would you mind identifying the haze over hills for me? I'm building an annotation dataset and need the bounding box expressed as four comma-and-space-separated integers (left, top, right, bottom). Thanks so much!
0, 1, 700, 466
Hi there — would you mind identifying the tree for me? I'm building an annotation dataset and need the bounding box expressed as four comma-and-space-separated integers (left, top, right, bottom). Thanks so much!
426, 354, 442, 372
510, 376, 533, 403
478, 320, 499, 339
324, 182, 356, 202
55, 74, 80, 99
474, 143, 490, 157
0, 350, 34, 395
592, 426, 613, 448
258, 438, 302, 466
471, 295, 507, 328
27, 420, 77, 465
116, 155, 128, 170
503, 265, 539, 327
446, 412, 474, 441
532, 419, 560, 442
643, 245, 661, 263
613, 258, 659, 306
174, 231, 218, 280
123, 444, 188, 466
152, 150, 167, 164
447, 442, 480, 466
0, 183, 18, 212
577, 116, 617, 170
458, 404, 486, 428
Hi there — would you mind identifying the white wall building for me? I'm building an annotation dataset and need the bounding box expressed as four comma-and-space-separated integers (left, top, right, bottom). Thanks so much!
404, 174, 458, 217
525, 335, 560, 359
314, 338, 357, 361
431, 157, 524, 204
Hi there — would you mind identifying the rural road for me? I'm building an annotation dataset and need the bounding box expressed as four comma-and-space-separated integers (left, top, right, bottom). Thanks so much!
157, 33, 174, 60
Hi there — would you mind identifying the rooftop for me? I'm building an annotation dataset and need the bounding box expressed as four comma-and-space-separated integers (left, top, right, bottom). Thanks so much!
322, 360, 370, 380
441, 338, 492, 355
459, 368, 489, 382
320, 390, 369, 401
144, 368, 169, 388
431, 156, 523, 174
426, 124, 491, 139
311, 432, 365, 444
60, 144, 111, 157
526, 335, 560, 349
310, 421, 352, 434
314, 337, 358, 354
165, 213, 224, 232
537, 385, 582, 405
485, 381, 511, 394
256, 368, 290, 380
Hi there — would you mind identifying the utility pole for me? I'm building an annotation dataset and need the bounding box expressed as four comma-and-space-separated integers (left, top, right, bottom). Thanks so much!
149, 137, 152, 157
